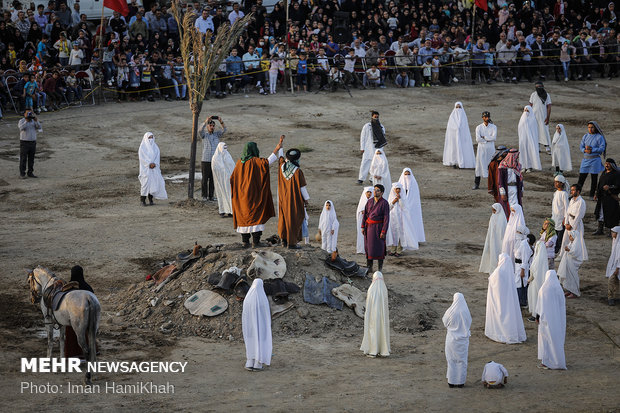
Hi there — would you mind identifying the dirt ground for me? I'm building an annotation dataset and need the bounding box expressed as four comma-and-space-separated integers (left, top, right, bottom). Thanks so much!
0, 81, 619, 412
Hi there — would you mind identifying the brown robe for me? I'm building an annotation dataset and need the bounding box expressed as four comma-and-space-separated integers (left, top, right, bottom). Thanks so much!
230, 157, 275, 229
488, 159, 501, 202
277, 157, 307, 245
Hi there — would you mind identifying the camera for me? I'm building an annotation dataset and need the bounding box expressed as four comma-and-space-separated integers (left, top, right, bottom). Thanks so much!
26, 111, 35, 119
211, 116, 218, 120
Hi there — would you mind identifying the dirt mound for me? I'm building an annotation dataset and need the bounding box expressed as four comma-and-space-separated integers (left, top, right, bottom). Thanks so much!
112, 243, 438, 340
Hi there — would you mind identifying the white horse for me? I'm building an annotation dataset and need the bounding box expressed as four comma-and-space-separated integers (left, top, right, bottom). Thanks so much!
27, 265, 101, 383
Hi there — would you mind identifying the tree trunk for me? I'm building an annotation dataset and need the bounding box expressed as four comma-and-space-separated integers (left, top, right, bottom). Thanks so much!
188, 106, 201, 199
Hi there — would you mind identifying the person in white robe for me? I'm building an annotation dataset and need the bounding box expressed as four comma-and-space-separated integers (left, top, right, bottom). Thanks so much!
560, 184, 588, 261
361, 271, 390, 357
606, 226, 620, 306
473, 111, 497, 189
443, 102, 476, 169
551, 124, 572, 172
558, 229, 584, 298
358, 111, 386, 184
138, 132, 168, 206
369, 148, 391, 197
501, 204, 526, 262
211, 142, 235, 217
356, 187, 374, 253
479, 203, 508, 274
442, 292, 471, 387
536, 270, 566, 369
539, 218, 557, 269
386, 182, 418, 255
318, 200, 339, 254
529, 81, 552, 152
513, 225, 533, 307
527, 240, 549, 320
242, 278, 272, 371
518, 105, 541, 171
485, 253, 527, 344
482, 361, 508, 388
552, 175, 570, 257
397, 168, 425, 243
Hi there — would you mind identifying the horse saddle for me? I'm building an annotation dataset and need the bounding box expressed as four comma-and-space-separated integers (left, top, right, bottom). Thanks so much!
43, 280, 80, 311
176, 244, 203, 268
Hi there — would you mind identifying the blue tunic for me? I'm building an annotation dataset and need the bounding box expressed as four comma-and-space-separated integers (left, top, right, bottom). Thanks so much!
579, 133, 605, 174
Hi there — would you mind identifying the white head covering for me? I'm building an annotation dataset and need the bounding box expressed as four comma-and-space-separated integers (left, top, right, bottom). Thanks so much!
356, 187, 374, 253
485, 253, 527, 344
551, 124, 572, 172
442, 292, 471, 386
361, 271, 390, 356
369, 148, 391, 197
528, 240, 549, 316
565, 229, 585, 261
139, 132, 158, 163
386, 182, 419, 251
518, 105, 541, 170
211, 142, 235, 214
398, 168, 425, 242
242, 278, 272, 367
557, 229, 584, 297
502, 204, 526, 261
536, 270, 567, 369
606, 226, 620, 279
479, 203, 508, 273
554, 173, 570, 193
318, 200, 339, 253
482, 361, 508, 385
443, 101, 475, 168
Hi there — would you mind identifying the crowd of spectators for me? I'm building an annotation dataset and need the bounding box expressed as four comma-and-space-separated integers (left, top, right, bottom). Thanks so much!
0, 0, 618, 115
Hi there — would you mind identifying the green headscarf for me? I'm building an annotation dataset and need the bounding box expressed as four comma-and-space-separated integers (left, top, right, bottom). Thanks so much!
540, 218, 557, 242
241, 142, 260, 163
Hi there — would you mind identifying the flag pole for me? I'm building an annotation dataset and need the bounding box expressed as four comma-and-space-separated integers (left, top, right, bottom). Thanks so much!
97, 0, 106, 104
285, 0, 295, 94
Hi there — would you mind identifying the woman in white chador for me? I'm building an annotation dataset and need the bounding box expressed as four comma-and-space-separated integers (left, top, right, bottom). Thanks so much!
557, 229, 584, 298
527, 240, 549, 320
551, 124, 572, 172
369, 148, 391, 197
443, 102, 475, 169
518, 106, 541, 171
479, 203, 508, 274
138, 132, 168, 206
606, 226, 620, 305
318, 200, 339, 254
502, 204, 526, 262
397, 168, 425, 243
356, 187, 374, 253
242, 278, 272, 371
537, 270, 567, 370
485, 253, 527, 344
361, 271, 390, 357
386, 182, 419, 256
211, 142, 235, 217
442, 293, 471, 388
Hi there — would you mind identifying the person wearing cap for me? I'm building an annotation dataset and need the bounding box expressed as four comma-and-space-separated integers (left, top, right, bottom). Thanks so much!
68, 41, 84, 69
277, 146, 310, 249
593, 159, 620, 235
199, 116, 226, 201
473, 111, 497, 190
552, 174, 570, 255
529, 81, 552, 154
487, 146, 508, 203
18, 110, 41, 179
576, 121, 607, 200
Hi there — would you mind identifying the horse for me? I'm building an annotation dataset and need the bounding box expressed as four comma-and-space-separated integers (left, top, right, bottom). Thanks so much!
27, 265, 101, 383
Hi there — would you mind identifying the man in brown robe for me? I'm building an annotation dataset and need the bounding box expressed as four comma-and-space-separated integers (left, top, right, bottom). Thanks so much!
278, 148, 310, 249
488, 146, 508, 203
230, 136, 284, 248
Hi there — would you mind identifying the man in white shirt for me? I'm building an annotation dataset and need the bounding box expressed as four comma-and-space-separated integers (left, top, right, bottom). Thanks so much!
562, 184, 588, 261
195, 9, 214, 33
352, 38, 366, 57
498, 39, 518, 82
363, 64, 381, 87
228, 2, 245, 25
473, 111, 497, 189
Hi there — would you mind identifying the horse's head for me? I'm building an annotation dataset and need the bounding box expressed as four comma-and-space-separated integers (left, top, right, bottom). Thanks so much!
27, 266, 55, 305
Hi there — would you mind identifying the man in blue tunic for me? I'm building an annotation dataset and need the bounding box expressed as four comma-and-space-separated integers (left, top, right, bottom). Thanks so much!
577, 121, 607, 199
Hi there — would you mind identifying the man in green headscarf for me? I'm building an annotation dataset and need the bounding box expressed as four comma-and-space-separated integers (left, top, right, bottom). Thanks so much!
230, 136, 284, 248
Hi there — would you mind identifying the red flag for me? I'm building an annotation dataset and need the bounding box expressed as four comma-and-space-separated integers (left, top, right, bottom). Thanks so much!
103, 0, 129, 16
475, 0, 488, 11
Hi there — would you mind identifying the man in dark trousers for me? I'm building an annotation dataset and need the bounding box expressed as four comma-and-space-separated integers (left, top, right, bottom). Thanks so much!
362, 184, 390, 272
594, 159, 620, 235
18, 110, 41, 179
199, 115, 226, 201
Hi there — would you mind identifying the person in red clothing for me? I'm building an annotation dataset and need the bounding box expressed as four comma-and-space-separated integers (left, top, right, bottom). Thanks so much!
42, 71, 62, 110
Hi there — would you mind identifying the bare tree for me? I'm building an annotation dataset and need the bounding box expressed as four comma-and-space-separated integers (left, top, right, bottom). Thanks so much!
172, 1, 251, 199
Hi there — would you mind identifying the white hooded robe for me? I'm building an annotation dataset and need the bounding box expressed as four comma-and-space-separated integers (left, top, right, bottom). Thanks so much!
442, 292, 471, 385
502, 204, 526, 262
558, 230, 584, 296
361, 271, 390, 356
551, 124, 572, 172
529, 90, 552, 146
211, 142, 235, 214
443, 102, 476, 168
242, 278, 272, 369
138, 132, 168, 199
537, 270, 567, 369
398, 168, 425, 243
606, 226, 620, 279
369, 148, 391, 196
386, 182, 419, 251
318, 200, 339, 253
528, 240, 549, 316
479, 203, 508, 273
518, 105, 541, 170
356, 187, 374, 253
